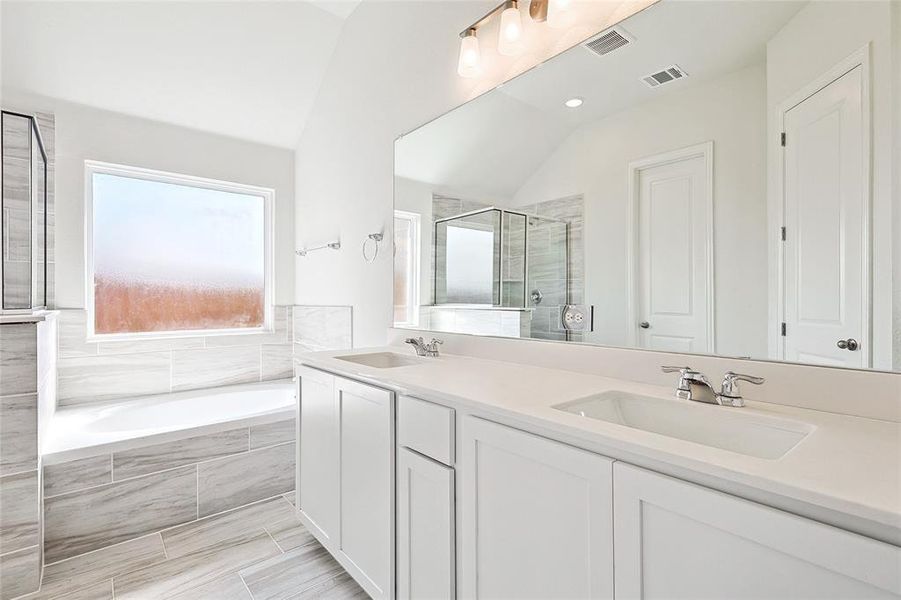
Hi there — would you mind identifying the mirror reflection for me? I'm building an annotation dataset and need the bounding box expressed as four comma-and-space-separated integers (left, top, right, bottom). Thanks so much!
394, 0, 900, 372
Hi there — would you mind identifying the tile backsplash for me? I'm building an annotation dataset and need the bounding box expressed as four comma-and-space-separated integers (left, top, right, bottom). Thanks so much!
57, 305, 352, 406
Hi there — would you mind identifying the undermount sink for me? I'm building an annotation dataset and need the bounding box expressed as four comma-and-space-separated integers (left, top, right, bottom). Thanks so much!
335, 352, 425, 369
554, 390, 813, 459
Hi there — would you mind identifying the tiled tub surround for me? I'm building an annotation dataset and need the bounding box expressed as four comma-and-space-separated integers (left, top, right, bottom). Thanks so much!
0, 315, 57, 600
17, 494, 366, 600
42, 411, 296, 564
56, 305, 352, 406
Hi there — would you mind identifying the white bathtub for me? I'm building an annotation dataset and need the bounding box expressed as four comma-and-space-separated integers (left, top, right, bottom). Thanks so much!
43, 379, 296, 464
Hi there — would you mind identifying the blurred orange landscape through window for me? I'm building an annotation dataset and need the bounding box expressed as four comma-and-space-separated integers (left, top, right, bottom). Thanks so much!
89, 165, 268, 336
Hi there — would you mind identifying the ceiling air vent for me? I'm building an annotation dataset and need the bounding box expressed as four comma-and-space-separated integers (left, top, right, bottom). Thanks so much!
582, 27, 634, 57
641, 65, 688, 88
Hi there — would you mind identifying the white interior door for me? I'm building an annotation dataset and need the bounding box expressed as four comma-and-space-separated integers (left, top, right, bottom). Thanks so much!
636, 150, 712, 353
783, 66, 867, 368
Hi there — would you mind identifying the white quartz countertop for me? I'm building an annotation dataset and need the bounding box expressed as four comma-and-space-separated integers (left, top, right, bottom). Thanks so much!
297, 347, 901, 545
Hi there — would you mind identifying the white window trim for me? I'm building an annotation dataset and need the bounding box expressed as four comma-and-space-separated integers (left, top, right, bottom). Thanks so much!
394, 210, 421, 328
84, 160, 275, 341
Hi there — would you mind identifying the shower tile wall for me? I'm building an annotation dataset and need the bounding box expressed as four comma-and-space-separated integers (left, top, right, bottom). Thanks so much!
0, 316, 57, 600
520, 195, 585, 341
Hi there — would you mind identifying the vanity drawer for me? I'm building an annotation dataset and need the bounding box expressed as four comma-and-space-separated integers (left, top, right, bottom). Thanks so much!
398, 395, 455, 466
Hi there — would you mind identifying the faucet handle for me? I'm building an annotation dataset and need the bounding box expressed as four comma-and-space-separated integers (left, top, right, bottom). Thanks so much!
661, 366, 699, 399
720, 371, 765, 399
661, 365, 694, 374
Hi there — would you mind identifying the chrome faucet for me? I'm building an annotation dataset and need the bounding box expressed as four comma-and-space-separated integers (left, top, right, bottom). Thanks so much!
661, 366, 764, 408
405, 337, 443, 357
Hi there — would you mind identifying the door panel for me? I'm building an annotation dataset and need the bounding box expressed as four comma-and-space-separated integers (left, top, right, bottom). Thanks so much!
461, 417, 613, 599
297, 367, 339, 543
637, 153, 710, 352
397, 448, 455, 600
613, 463, 900, 599
783, 66, 866, 368
337, 378, 394, 599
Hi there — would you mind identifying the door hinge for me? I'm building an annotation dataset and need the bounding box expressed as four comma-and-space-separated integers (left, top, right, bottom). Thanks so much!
781, 322, 787, 336
780, 132, 786, 147
781, 226, 786, 241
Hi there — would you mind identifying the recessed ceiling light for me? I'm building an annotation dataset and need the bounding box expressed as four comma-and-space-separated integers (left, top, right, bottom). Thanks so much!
565, 97, 583, 108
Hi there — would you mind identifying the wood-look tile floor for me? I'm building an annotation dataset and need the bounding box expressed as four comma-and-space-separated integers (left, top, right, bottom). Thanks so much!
19, 494, 368, 600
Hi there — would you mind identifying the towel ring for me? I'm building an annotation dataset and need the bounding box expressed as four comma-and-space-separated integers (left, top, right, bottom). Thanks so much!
363, 233, 383, 263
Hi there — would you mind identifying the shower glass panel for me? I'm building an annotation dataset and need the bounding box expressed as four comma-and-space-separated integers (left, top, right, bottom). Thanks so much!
435, 208, 502, 305
1, 111, 48, 311
434, 207, 567, 311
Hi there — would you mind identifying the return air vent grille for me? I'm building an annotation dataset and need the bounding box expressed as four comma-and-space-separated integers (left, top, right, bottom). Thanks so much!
641, 65, 688, 88
582, 27, 633, 57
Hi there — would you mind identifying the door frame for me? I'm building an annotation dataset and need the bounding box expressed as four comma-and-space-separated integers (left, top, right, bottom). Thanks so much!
626, 141, 715, 352
770, 45, 872, 366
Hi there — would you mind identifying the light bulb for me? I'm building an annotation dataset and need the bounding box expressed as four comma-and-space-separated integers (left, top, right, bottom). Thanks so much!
564, 97, 583, 108
547, 0, 573, 28
457, 29, 482, 78
497, 4, 524, 57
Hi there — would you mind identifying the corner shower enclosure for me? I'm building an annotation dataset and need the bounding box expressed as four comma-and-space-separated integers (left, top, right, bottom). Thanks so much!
434, 207, 569, 310
1, 110, 49, 312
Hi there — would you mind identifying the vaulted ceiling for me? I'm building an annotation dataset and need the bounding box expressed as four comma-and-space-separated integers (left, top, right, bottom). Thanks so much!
1, 1, 361, 148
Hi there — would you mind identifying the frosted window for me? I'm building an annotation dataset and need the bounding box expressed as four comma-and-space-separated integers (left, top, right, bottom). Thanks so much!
445, 226, 495, 304
90, 170, 268, 335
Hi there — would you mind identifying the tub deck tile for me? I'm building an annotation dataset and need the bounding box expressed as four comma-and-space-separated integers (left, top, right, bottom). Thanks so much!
197, 443, 295, 518
112, 427, 249, 481
249, 419, 295, 450
44, 466, 197, 563
44, 454, 112, 497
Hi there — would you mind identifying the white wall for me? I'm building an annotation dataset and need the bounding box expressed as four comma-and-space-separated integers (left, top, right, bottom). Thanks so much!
293, 0, 655, 348
511, 63, 768, 359
1, 94, 296, 308
766, 0, 897, 370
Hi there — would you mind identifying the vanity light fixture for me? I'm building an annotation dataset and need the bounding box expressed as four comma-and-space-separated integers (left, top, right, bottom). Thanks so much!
547, 0, 573, 28
497, 0, 525, 56
457, 28, 482, 78
564, 97, 583, 108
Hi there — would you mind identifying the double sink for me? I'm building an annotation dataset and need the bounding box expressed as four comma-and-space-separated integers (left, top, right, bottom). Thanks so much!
334, 351, 813, 460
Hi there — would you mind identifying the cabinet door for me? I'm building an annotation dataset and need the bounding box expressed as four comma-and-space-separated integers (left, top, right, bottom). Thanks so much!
613, 463, 901, 599
397, 448, 455, 600
461, 417, 614, 599
297, 366, 339, 543
336, 377, 395, 600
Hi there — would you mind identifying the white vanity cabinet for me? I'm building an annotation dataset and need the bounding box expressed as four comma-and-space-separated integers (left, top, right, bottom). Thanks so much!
296, 366, 395, 600
460, 416, 615, 599
613, 463, 901, 599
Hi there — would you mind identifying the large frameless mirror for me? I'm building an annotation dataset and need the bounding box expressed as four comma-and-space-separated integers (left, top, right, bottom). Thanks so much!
394, 0, 901, 373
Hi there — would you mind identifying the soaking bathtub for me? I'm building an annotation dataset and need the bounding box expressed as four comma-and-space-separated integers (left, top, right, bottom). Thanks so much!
43, 379, 296, 465
41, 379, 298, 563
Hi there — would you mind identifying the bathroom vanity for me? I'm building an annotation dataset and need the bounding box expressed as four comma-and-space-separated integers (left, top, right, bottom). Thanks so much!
294, 348, 900, 600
